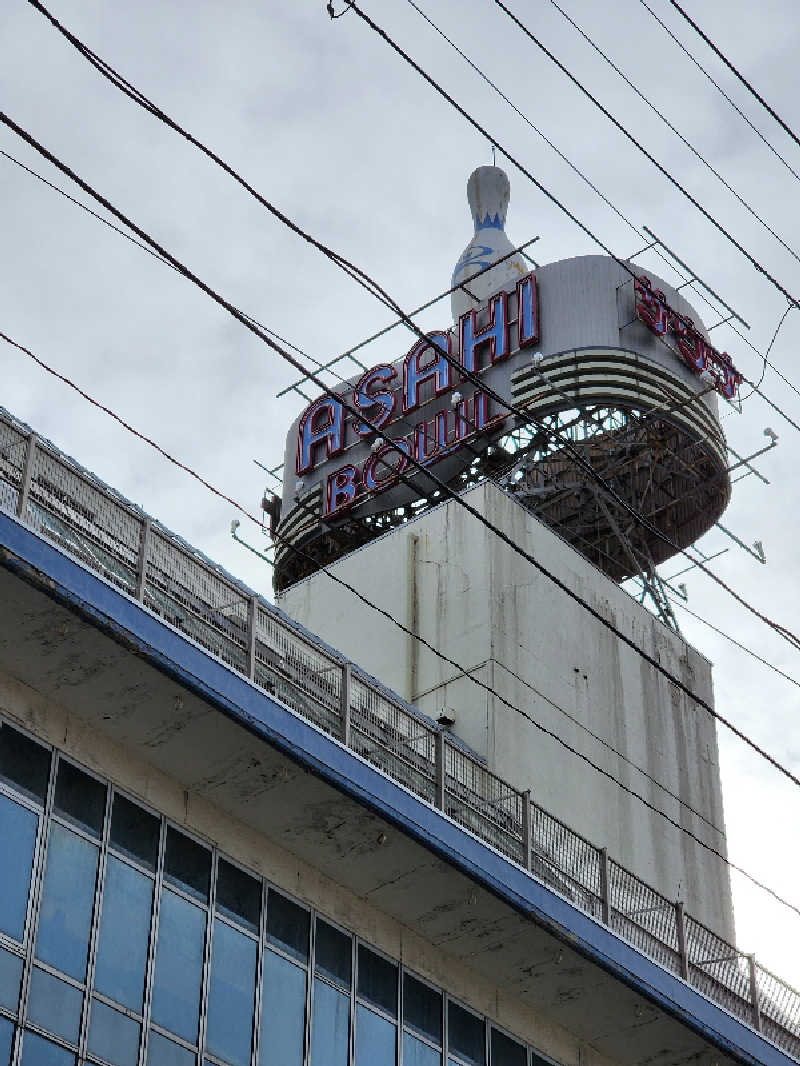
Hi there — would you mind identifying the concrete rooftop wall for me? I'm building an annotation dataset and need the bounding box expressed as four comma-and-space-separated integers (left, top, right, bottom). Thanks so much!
280, 483, 734, 942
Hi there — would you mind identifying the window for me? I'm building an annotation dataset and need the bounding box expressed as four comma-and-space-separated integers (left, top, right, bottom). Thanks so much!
0, 720, 549, 1066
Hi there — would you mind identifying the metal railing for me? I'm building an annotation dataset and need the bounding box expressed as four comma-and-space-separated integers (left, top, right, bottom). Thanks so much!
0, 407, 798, 1061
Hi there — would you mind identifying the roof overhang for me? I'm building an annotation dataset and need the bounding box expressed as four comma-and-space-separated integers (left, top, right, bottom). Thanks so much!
0, 509, 790, 1066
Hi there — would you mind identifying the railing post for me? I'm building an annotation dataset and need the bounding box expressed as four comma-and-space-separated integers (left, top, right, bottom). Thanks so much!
748, 954, 762, 1032
16, 433, 37, 520
340, 663, 352, 746
246, 595, 258, 681
522, 789, 532, 871
135, 519, 151, 602
599, 847, 610, 925
675, 901, 689, 980
435, 731, 445, 810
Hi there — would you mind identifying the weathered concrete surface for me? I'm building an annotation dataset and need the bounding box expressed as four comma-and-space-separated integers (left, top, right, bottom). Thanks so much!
280, 482, 734, 942
0, 514, 771, 1066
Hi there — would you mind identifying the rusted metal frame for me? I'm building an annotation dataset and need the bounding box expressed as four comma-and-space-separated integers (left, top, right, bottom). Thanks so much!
340, 662, 352, 746
16, 432, 38, 520
748, 954, 763, 1032
275, 234, 540, 398
434, 731, 446, 811
642, 226, 750, 330
135, 518, 152, 601
247, 594, 258, 680
599, 847, 611, 925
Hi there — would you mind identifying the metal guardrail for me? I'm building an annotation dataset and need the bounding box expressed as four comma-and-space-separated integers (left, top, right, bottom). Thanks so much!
0, 408, 798, 1061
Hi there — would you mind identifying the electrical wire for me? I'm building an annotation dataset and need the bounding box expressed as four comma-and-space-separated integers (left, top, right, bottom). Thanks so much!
739, 303, 794, 401
3, 109, 799, 806
7, 324, 800, 922
6, 78, 800, 797
401, 0, 800, 418
16, 1, 800, 662
322, 3, 800, 651
545, 0, 800, 271
637, 0, 800, 186
669, 594, 800, 693
478, 0, 800, 313
665, 0, 800, 156
9, 116, 755, 692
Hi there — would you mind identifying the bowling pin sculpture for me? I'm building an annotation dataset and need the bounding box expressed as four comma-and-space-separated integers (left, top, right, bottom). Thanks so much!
451, 165, 529, 324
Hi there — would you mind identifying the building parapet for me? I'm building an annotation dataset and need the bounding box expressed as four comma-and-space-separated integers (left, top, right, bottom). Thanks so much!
0, 406, 797, 1060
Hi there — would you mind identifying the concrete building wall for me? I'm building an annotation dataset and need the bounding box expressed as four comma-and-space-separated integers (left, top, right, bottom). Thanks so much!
0, 665, 622, 1066
279, 482, 734, 942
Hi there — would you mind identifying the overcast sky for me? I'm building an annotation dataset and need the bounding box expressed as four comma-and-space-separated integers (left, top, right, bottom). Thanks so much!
2, 0, 799, 987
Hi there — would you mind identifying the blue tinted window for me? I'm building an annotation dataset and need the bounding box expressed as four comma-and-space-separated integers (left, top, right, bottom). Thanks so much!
404, 1032, 441, 1066
0, 1017, 13, 1066
358, 946, 396, 1017
448, 1001, 485, 1066
259, 950, 306, 1066
36, 823, 98, 980
164, 828, 210, 902
94, 855, 152, 1011
146, 1031, 195, 1066
21, 1032, 76, 1066
314, 921, 351, 989
404, 975, 441, 1045
27, 967, 82, 1043
266, 891, 309, 963
0, 945, 23, 1011
355, 1003, 395, 1066
88, 999, 140, 1066
0, 792, 38, 941
490, 1029, 526, 1066
151, 888, 205, 1044
310, 979, 349, 1066
54, 760, 105, 838
110, 794, 159, 871
215, 860, 260, 933
0, 723, 50, 802
205, 920, 256, 1066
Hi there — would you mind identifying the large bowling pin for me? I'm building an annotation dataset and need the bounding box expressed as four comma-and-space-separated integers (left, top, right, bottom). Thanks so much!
451, 165, 528, 323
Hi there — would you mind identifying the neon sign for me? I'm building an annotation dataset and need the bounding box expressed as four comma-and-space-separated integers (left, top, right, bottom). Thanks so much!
297, 273, 539, 517
634, 275, 742, 400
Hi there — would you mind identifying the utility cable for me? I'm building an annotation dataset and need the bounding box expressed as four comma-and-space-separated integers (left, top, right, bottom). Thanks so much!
5, 103, 800, 795
15, 1, 800, 659
402, 0, 800, 418
325, 3, 800, 652
478, 0, 800, 313
7, 325, 800, 922
669, 595, 800, 693
638, 0, 800, 186
739, 302, 794, 401
545, 0, 800, 271
665, 0, 800, 157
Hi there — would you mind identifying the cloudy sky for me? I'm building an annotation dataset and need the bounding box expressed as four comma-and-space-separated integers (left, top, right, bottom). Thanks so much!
2, 0, 799, 987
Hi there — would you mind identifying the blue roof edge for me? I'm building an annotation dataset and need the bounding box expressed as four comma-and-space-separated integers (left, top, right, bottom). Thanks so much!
0, 508, 792, 1066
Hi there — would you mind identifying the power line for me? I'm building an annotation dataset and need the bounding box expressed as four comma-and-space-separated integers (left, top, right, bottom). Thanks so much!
402, 0, 800, 419
7, 325, 800, 922
20, 0, 800, 662
3, 111, 799, 804
545, 0, 800, 271
739, 302, 794, 401
327, 3, 800, 652
665, 0, 800, 156
637, 0, 800, 186
480, 0, 800, 313
7, 61, 800, 791
9, 110, 767, 722
669, 594, 800, 693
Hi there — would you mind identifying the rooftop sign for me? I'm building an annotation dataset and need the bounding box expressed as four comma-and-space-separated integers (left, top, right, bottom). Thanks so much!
296, 273, 539, 517
634, 275, 742, 399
